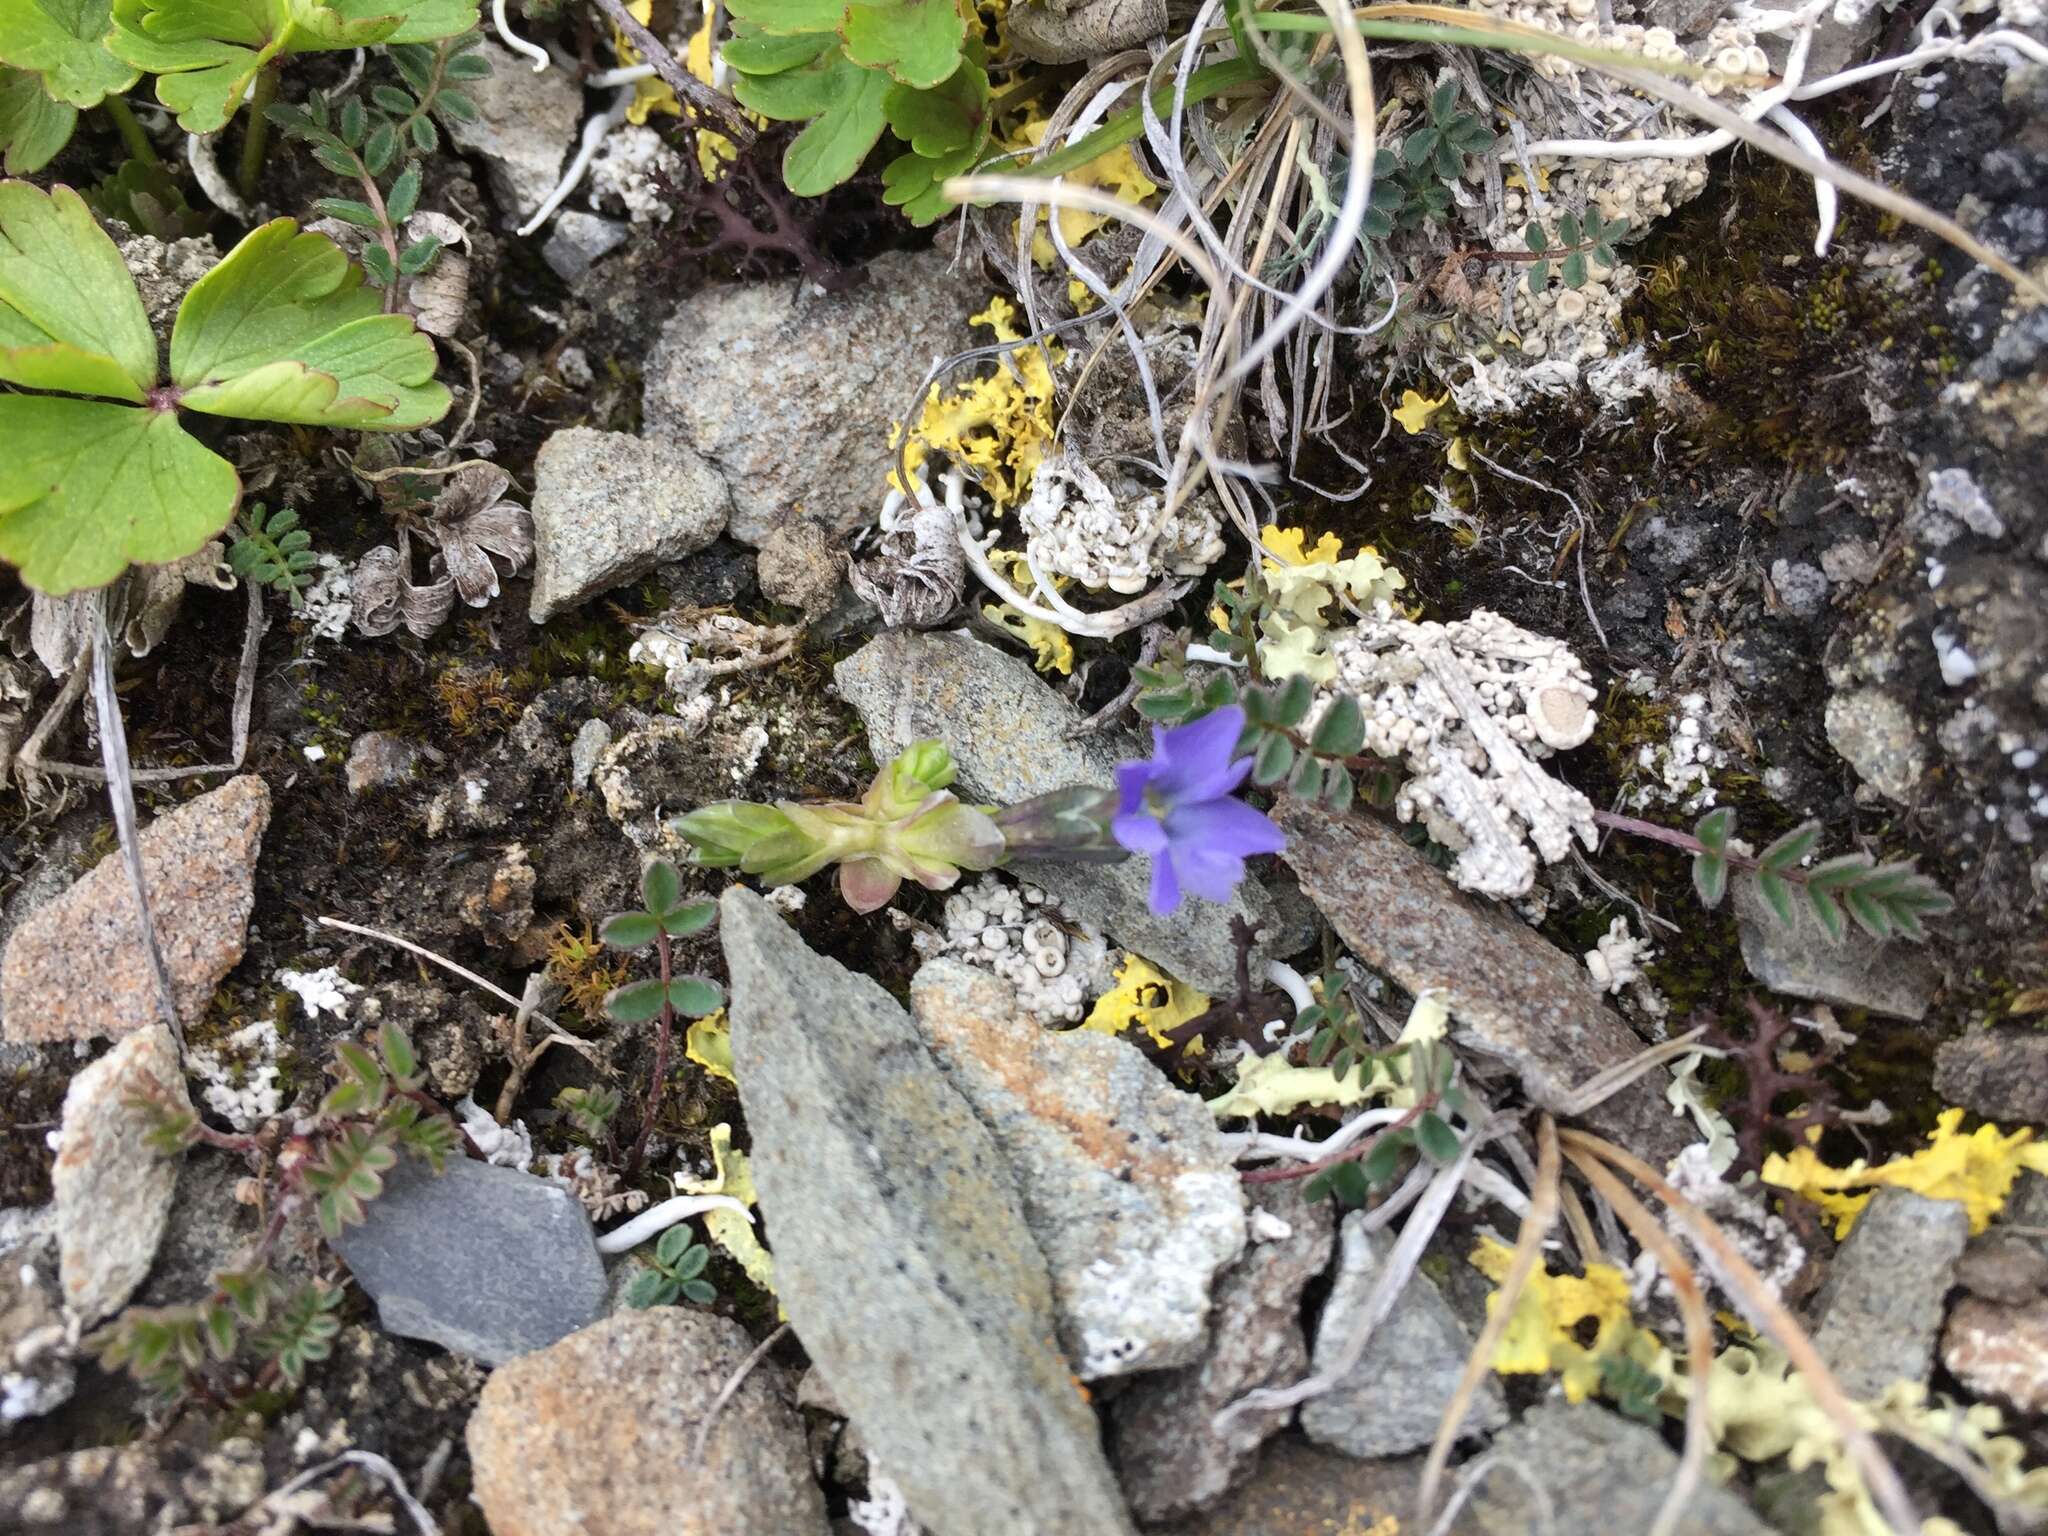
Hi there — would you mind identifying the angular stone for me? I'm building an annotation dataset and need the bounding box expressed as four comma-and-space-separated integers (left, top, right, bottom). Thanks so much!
1733, 872, 1935, 1021
529, 427, 731, 623
466, 1310, 828, 1536
540, 210, 627, 285
1810, 1187, 1969, 1400
444, 40, 579, 228
54, 1024, 187, 1323
1942, 1295, 2048, 1413
1468, 1403, 1772, 1536
346, 731, 424, 795
1934, 1031, 2048, 1125
1008, 0, 1164, 61
1275, 801, 1685, 1160
1167, 1440, 1484, 1536
644, 248, 989, 546
836, 631, 1302, 995
1300, 1215, 1506, 1459
1823, 686, 1925, 803
719, 888, 1136, 1536
910, 960, 1245, 1379
1111, 1185, 1334, 1522
2, 775, 269, 1044
331, 1156, 605, 1365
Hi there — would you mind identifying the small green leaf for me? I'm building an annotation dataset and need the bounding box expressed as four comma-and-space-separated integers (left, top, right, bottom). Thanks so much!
1310, 694, 1365, 757
1694, 806, 1735, 854
1558, 210, 1580, 245
371, 83, 415, 113
1286, 754, 1323, 799
624, 1269, 670, 1309
312, 196, 383, 228
1252, 731, 1294, 787
1524, 221, 1546, 254
1755, 869, 1795, 926
1561, 250, 1587, 289
1414, 1111, 1460, 1163
410, 114, 437, 152
444, 48, 492, 79
1844, 886, 1892, 941
667, 977, 723, 1017
396, 234, 440, 275
1322, 761, 1355, 814
1272, 673, 1315, 729
656, 1225, 692, 1265
385, 161, 421, 222
840, 0, 967, 90
735, 49, 889, 196
377, 1020, 419, 1083
881, 57, 986, 157
1807, 852, 1875, 891
722, 26, 838, 73
1525, 258, 1549, 292
1759, 820, 1822, 871
605, 977, 668, 1024
434, 87, 478, 122
1807, 885, 1846, 943
641, 859, 682, 918
601, 911, 660, 951
681, 1278, 716, 1304
1692, 850, 1728, 910
1359, 1130, 1408, 1185
659, 900, 717, 938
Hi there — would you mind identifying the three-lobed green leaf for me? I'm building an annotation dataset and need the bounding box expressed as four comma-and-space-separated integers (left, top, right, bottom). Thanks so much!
0, 0, 139, 107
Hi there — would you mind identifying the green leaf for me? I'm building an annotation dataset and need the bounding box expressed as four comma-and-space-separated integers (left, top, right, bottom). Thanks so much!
726, 0, 846, 35
1807, 884, 1845, 943
1402, 126, 1437, 168
641, 859, 681, 919
371, 82, 413, 112
170, 217, 450, 429
1693, 806, 1735, 854
881, 56, 986, 156
312, 195, 383, 227
659, 900, 717, 938
0, 396, 238, 593
1272, 673, 1314, 729
1806, 852, 1874, 891
1558, 210, 1580, 245
1321, 760, 1354, 814
601, 910, 659, 950
1691, 849, 1728, 910
1135, 690, 1191, 721
880, 138, 978, 223
385, 160, 420, 221
735, 47, 889, 195
1359, 1130, 1407, 1185
362, 118, 397, 175
1310, 694, 1364, 757
1523, 220, 1546, 254
0, 0, 139, 107
339, 95, 365, 145
723, 26, 838, 74
655, 1224, 692, 1265
1414, 1111, 1460, 1163
667, 977, 723, 1017
625, 1270, 673, 1308
1286, 753, 1323, 799
1429, 78, 1459, 122
432, 84, 476, 121
1843, 886, 1892, 941
839, 0, 964, 88
410, 112, 436, 151
377, 1019, 418, 1083
1560, 250, 1587, 289
396, 233, 439, 275
681, 1278, 716, 1304
1756, 869, 1795, 927
1759, 820, 1822, 872
1251, 731, 1294, 787
1525, 257, 1549, 292
0, 180, 157, 400
0, 67, 77, 173
604, 977, 667, 1024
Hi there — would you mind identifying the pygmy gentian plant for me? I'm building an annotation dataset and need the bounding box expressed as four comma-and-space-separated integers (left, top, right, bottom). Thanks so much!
674, 715, 1285, 918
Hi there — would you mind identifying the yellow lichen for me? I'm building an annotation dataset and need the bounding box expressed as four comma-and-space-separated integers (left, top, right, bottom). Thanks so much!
1001, 113, 1158, 268
1243, 524, 1406, 682
1392, 388, 1449, 434
1081, 955, 1208, 1050
1761, 1107, 2048, 1238
981, 549, 1074, 674
673, 1121, 777, 1299
891, 295, 1062, 511
616, 1, 753, 180
684, 1008, 736, 1084
1468, 1237, 1650, 1404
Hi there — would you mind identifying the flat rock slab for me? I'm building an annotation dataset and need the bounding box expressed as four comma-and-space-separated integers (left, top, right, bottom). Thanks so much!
1943, 1294, 2048, 1413
332, 1156, 605, 1366
444, 40, 579, 228
54, 1024, 187, 1324
1811, 1186, 1969, 1400
910, 960, 1245, 1379
1300, 1214, 1506, 1459
1469, 1403, 1772, 1536
1934, 1031, 2048, 1124
720, 888, 1136, 1536
529, 427, 730, 622
466, 1309, 828, 1536
1276, 801, 1685, 1161
836, 631, 1303, 996
2, 775, 269, 1044
643, 248, 989, 546
1733, 872, 1935, 1020
1112, 1184, 1335, 1523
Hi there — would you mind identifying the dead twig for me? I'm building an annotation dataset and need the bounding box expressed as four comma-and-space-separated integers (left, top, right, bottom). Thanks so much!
585, 0, 756, 145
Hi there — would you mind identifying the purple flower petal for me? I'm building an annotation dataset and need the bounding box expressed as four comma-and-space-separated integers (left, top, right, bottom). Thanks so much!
1115, 759, 1160, 817
1148, 706, 1252, 802
1148, 850, 1182, 915
1112, 809, 1169, 856
1165, 795, 1288, 861
1171, 842, 1247, 905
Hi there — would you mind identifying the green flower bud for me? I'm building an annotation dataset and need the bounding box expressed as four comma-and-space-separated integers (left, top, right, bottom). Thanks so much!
674, 801, 799, 867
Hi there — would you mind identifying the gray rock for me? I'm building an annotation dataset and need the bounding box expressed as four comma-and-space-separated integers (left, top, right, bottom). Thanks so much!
540, 210, 627, 285
910, 960, 1245, 1379
1810, 1187, 1969, 1400
1111, 1185, 1335, 1522
54, 1024, 187, 1323
755, 517, 843, 619
643, 248, 988, 546
1167, 1440, 1484, 1536
1943, 1294, 2048, 1413
1770, 558, 1830, 619
1732, 871, 1936, 1020
444, 40, 579, 227
1632, 0, 1721, 37
1009, 0, 1166, 62
1275, 800, 1686, 1161
331, 1156, 605, 1365
1934, 1031, 2048, 1125
835, 631, 1303, 995
719, 888, 1137, 1536
1823, 686, 1925, 803
0, 1228, 73, 1425
529, 427, 730, 622
346, 730, 424, 794
2, 775, 269, 1044
1468, 1403, 1772, 1536
1300, 1215, 1505, 1459
466, 1309, 828, 1536
569, 717, 613, 790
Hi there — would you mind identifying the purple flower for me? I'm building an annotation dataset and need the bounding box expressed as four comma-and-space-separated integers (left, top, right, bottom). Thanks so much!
1112, 705, 1286, 915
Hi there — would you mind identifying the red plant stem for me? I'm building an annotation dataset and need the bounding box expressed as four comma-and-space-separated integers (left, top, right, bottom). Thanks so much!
1591, 808, 1814, 885
1241, 1098, 1433, 1185
626, 931, 675, 1179
353, 155, 405, 315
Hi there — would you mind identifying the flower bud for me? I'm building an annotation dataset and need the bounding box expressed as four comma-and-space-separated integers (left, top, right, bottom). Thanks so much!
673, 801, 798, 867
994, 786, 1126, 864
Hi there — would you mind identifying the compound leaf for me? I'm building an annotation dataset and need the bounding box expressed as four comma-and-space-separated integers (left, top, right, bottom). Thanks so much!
839, 0, 964, 89
0, 0, 139, 106
0, 179, 156, 400
170, 217, 449, 429
738, 48, 887, 195
881, 55, 984, 157
0, 396, 237, 593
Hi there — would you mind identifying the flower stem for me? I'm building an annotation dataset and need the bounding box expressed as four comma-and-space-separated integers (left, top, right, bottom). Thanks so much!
1590, 809, 1811, 885
102, 96, 159, 168
350, 149, 405, 314
627, 931, 675, 1180
238, 65, 278, 206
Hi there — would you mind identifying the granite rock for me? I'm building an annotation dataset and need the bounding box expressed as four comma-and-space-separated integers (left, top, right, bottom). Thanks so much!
836, 630, 1303, 995
529, 428, 730, 623
331, 1156, 606, 1366
1810, 1187, 1969, 1400
910, 960, 1244, 1378
466, 1309, 828, 1536
1733, 872, 1936, 1021
1276, 800, 1686, 1160
1934, 1031, 2048, 1125
2, 775, 269, 1043
443, 40, 579, 227
720, 888, 1136, 1535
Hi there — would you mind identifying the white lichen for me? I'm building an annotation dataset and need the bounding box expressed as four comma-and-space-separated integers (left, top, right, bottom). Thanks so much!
900, 873, 1117, 1025
277, 967, 361, 1020
585, 124, 682, 225
1016, 451, 1224, 596
1625, 681, 1731, 812
187, 1019, 287, 1131
457, 1096, 534, 1170
1309, 607, 1600, 897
